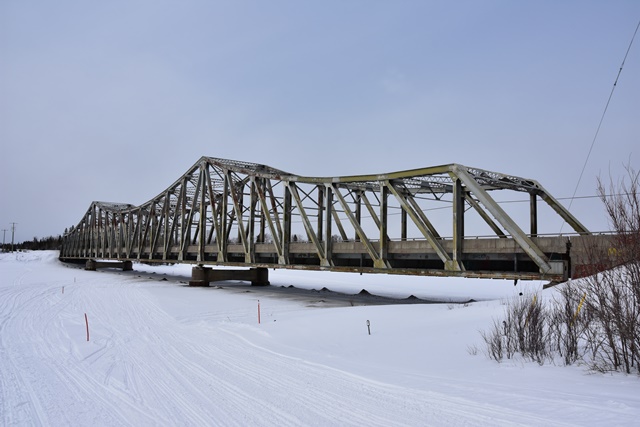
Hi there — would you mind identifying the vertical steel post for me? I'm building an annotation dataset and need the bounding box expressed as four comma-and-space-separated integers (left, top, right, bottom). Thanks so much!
530, 194, 538, 237
379, 185, 389, 264
248, 178, 257, 263
282, 184, 292, 264
258, 178, 266, 243
162, 190, 171, 260
401, 208, 407, 241
89, 207, 95, 258
355, 191, 362, 242
453, 178, 464, 270
220, 172, 229, 262
199, 165, 207, 262
237, 184, 244, 244
317, 186, 324, 242
126, 211, 134, 258
324, 185, 333, 264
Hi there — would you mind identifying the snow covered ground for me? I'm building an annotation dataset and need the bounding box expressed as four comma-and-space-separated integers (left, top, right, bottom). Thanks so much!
1, 251, 638, 426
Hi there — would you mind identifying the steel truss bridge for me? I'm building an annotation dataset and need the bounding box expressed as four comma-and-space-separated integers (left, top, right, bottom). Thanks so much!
60, 156, 598, 285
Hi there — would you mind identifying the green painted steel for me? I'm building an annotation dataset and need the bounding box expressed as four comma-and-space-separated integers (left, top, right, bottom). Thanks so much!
61, 156, 594, 282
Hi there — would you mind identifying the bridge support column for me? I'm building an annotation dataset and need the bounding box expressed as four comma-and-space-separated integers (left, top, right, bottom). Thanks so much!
85, 259, 97, 271
85, 259, 134, 271
189, 266, 270, 287
189, 265, 211, 286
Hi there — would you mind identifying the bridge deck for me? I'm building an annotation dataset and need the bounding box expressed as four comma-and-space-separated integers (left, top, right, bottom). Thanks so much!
59, 235, 605, 282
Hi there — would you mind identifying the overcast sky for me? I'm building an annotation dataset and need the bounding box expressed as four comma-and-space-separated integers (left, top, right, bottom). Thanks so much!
1, 1, 639, 243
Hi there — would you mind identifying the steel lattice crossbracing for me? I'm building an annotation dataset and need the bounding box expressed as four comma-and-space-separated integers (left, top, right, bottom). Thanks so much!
60, 156, 595, 282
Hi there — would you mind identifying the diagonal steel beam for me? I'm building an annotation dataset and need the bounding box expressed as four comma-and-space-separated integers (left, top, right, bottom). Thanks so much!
360, 192, 381, 229
180, 172, 202, 260
288, 183, 329, 266
256, 178, 284, 262
331, 207, 349, 242
204, 166, 224, 258
332, 184, 389, 269
452, 165, 553, 274
266, 179, 284, 243
385, 181, 458, 270
536, 183, 590, 235
405, 195, 442, 239
465, 194, 506, 238
227, 170, 251, 263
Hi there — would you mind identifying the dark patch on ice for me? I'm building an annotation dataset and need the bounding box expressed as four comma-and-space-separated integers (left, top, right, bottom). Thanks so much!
104, 264, 443, 307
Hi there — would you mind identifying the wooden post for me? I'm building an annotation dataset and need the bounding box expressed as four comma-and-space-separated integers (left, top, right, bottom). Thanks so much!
85, 313, 90, 342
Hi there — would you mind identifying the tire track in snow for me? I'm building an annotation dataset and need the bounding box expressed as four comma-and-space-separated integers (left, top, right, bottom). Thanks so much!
93, 280, 557, 426
212, 326, 576, 427
0, 270, 54, 426
0, 265, 149, 426
74, 280, 298, 426
1, 257, 582, 426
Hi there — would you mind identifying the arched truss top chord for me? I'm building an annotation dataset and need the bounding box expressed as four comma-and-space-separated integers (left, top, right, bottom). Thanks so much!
61, 156, 592, 282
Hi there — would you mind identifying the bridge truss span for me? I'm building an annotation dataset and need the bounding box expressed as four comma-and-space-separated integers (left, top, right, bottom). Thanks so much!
60, 156, 592, 282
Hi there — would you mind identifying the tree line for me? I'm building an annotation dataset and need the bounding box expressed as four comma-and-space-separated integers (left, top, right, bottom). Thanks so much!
2, 235, 63, 252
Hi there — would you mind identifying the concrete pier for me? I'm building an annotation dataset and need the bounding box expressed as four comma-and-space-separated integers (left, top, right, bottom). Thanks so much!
85, 259, 133, 271
189, 265, 270, 287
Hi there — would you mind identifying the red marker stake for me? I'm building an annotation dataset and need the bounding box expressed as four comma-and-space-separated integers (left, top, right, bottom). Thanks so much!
85, 313, 90, 342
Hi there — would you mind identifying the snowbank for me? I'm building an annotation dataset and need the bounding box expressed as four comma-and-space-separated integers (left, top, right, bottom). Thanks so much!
1, 251, 638, 426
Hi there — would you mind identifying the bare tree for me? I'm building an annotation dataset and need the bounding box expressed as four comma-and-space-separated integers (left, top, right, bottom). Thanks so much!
580, 165, 640, 373
480, 164, 640, 373
481, 292, 549, 364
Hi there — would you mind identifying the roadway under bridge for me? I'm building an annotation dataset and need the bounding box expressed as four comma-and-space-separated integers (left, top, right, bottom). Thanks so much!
60, 157, 607, 285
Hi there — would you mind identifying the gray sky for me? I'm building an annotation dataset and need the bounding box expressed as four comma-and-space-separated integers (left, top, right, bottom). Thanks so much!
1, 1, 639, 243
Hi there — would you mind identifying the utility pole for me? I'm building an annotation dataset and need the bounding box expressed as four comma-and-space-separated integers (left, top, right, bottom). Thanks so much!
1, 229, 7, 252
10, 222, 17, 252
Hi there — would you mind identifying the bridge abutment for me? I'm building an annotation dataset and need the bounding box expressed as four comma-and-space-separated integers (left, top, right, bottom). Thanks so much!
189, 266, 270, 287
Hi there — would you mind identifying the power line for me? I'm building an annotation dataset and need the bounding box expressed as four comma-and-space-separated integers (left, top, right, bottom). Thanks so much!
567, 18, 640, 213
491, 192, 632, 205
286, 192, 624, 225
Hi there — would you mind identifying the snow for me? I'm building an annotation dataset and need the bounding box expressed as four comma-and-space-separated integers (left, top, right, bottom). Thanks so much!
1, 251, 638, 426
